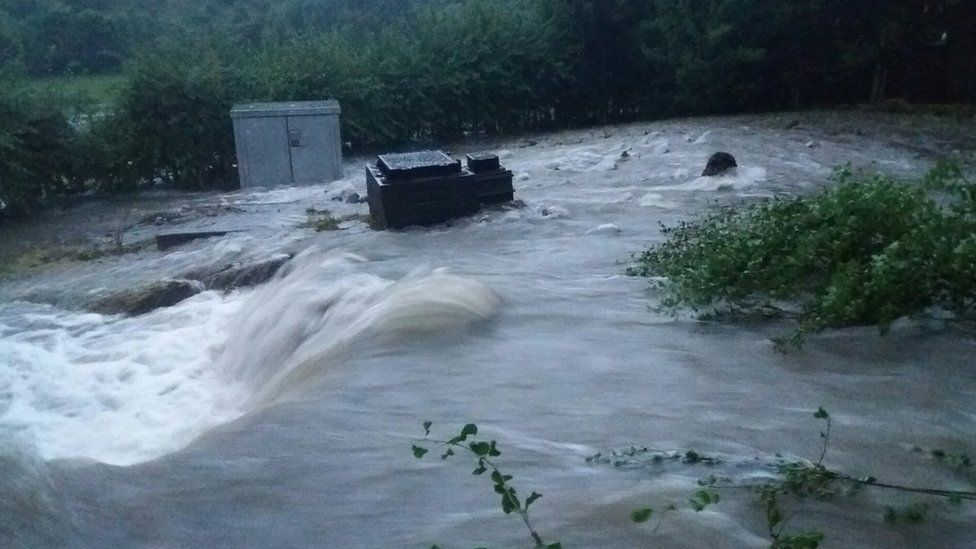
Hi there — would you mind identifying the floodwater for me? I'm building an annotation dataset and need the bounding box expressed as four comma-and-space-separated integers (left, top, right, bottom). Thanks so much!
1, 112, 974, 548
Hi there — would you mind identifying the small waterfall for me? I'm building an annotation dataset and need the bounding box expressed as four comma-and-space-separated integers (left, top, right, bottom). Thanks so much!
217, 249, 500, 404
0, 248, 499, 466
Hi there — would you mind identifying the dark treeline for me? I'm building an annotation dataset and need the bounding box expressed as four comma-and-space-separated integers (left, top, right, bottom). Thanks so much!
1, 0, 974, 218
0, 0, 434, 76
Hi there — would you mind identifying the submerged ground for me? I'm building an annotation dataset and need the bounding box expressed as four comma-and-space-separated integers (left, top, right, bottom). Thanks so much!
1, 111, 974, 548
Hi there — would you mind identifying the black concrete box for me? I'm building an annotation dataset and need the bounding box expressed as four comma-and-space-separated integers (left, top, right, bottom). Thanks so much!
366, 150, 514, 230
466, 152, 501, 173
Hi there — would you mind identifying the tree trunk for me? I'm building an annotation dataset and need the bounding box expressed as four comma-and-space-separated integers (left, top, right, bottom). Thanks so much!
870, 65, 888, 103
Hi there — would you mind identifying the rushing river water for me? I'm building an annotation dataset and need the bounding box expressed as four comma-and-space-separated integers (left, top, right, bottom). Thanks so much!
1, 112, 975, 548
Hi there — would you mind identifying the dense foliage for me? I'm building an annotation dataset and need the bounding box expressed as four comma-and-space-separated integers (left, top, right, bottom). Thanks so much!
629, 163, 976, 338
0, 0, 438, 77
1, 0, 974, 215
0, 83, 80, 215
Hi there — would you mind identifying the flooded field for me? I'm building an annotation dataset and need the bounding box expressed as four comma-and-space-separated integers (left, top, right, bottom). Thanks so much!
2, 111, 974, 548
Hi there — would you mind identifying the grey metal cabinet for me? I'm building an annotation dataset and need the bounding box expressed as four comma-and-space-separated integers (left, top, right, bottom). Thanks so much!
230, 101, 342, 188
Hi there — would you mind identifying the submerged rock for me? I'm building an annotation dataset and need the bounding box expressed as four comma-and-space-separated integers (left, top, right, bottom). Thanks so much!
203, 254, 291, 291
702, 152, 738, 176
89, 279, 204, 316
155, 231, 231, 251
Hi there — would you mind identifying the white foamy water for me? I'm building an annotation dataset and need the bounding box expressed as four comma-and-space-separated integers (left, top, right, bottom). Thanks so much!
218, 251, 500, 403
656, 166, 768, 192
0, 296, 246, 465
0, 251, 498, 466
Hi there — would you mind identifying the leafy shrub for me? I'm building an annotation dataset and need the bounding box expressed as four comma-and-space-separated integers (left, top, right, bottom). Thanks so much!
0, 83, 79, 217
630, 164, 976, 337
244, 0, 569, 146
107, 40, 247, 190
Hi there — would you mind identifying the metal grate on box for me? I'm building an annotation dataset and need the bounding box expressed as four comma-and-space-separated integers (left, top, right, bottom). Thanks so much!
377, 150, 462, 180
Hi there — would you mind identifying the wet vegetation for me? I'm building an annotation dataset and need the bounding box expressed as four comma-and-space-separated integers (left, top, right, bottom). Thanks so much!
299, 208, 372, 231
0, 236, 152, 280
415, 409, 976, 548
630, 162, 976, 344
414, 421, 559, 549
2, 0, 974, 218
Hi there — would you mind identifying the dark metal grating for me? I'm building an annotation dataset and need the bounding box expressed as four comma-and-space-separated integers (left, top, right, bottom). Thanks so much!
377, 150, 461, 180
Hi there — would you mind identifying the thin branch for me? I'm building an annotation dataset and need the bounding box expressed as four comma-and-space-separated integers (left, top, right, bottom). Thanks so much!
837, 474, 976, 501
817, 416, 831, 467
480, 456, 545, 547
423, 436, 548, 547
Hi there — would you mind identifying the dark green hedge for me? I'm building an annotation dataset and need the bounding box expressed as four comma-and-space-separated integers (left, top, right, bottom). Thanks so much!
0, 84, 78, 216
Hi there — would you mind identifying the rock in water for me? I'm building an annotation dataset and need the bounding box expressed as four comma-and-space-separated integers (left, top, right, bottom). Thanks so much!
89, 279, 205, 316
702, 152, 738, 176
203, 254, 291, 291
155, 231, 230, 250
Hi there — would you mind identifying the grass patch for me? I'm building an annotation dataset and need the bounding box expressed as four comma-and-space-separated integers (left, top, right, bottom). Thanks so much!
0, 240, 150, 277
17, 74, 125, 109
299, 209, 374, 232
629, 162, 976, 344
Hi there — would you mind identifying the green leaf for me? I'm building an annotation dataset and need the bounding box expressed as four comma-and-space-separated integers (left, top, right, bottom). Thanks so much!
500, 488, 520, 514
422, 421, 432, 436
525, 492, 542, 509
630, 507, 654, 523
472, 458, 488, 475
813, 407, 830, 419
546, 544, 562, 549
412, 445, 429, 459
441, 448, 454, 460
459, 423, 478, 441
488, 440, 501, 457
470, 442, 491, 456
690, 490, 718, 512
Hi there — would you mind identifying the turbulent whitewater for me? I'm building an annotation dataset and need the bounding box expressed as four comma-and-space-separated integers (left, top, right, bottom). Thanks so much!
0, 251, 498, 466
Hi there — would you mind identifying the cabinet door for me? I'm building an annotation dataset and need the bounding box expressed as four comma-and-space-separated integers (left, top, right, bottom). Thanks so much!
242, 117, 291, 187
287, 115, 339, 184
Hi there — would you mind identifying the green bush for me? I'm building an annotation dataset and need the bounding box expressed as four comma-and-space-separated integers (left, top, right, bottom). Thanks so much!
107, 41, 247, 190
244, 0, 569, 145
629, 164, 976, 337
0, 83, 78, 217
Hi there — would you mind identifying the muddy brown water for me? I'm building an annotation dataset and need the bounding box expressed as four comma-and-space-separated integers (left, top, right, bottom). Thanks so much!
1, 111, 975, 548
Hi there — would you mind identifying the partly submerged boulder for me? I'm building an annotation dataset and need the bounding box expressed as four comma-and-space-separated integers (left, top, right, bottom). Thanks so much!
89, 279, 205, 316
155, 231, 231, 251
702, 152, 738, 176
202, 254, 291, 291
